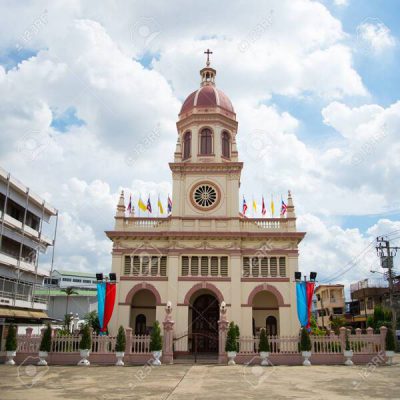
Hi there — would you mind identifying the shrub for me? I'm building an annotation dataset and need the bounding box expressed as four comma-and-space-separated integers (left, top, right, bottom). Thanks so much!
150, 321, 162, 352
115, 326, 126, 352
84, 310, 101, 335
300, 327, 311, 352
345, 329, 351, 352
258, 328, 270, 352
385, 327, 396, 352
5, 325, 17, 352
79, 324, 92, 350
40, 324, 52, 352
225, 321, 238, 352
235, 324, 240, 352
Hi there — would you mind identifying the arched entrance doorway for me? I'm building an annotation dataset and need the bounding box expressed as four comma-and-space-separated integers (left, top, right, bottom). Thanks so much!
251, 290, 279, 336
129, 289, 156, 335
189, 291, 219, 353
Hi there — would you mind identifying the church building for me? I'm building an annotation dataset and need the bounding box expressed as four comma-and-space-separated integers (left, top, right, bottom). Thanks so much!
107, 53, 305, 354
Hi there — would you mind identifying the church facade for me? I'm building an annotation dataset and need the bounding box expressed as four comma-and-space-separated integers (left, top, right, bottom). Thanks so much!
107, 57, 305, 353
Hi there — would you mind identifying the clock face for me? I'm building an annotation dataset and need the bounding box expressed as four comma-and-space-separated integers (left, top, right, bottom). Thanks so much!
190, 182, 221, 211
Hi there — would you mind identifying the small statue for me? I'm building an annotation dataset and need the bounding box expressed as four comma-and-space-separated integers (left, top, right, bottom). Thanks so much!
220, 301, 227, 319
165, 301, 173, 321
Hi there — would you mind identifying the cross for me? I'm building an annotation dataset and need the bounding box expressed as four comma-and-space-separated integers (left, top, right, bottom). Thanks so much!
204, 49, 213, 66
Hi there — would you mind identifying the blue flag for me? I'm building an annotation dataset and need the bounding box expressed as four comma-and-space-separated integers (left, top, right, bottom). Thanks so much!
296, 281, 308, 327
97, 282, 106, 332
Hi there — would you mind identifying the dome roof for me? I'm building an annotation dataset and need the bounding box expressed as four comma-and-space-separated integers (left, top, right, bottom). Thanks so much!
180, 85, 235, 116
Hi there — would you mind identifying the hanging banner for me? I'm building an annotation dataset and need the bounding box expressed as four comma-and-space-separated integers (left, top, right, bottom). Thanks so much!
296, 281, 308, 327
306, 282, 315, 329
102, 282, 117, 333
97, 282, 106, 332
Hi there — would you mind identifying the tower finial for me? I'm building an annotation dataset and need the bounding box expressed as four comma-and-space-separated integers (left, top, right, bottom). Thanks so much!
204, 48, 213, 67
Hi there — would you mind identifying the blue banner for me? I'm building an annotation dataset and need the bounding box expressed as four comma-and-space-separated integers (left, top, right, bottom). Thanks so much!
296, 281, 308, 327
97, 282, 106, 331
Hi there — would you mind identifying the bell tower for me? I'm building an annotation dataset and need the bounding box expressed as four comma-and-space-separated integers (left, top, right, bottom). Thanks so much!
170, 51, 242, 218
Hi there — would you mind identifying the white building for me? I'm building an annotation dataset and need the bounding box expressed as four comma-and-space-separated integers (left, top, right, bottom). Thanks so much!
0, 166, 57, 345
41, 269, 97, 321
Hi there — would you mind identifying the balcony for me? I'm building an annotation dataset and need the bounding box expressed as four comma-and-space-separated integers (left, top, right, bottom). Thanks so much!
0, 277, 48, 310
114, 216, 296, 233
0, 210, 52, 245
0, 251, 48, 276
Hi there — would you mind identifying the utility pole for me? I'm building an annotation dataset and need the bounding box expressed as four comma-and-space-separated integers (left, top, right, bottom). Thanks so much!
376, 236, 399, 332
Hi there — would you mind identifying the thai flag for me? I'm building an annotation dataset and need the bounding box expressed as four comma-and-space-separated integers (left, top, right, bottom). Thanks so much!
167, 195, 172, 214
281, 199, 287, 215
147, 196, 152, 213
261, 196, 266, 216
242, 197, 248, 215
126, 194, 132, 214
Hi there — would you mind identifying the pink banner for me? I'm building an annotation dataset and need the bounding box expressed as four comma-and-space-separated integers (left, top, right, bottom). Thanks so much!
306, 282, 315, 329
102, 282, 116, 333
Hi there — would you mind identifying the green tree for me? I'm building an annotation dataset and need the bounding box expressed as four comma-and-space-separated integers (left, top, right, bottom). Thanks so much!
367, 305, 392, 332
258, 328, 270, 352
115, 326, 126, 352
385, 327, 396, 352
150, 321, 162, 351
235, 324, 240, 352
40, 323, 52, 352
345, 329, 351, 351
225, 321, 238, 352
300, 327, 311, 352
310, 315, 326, 336
330, 316, 346, 335
79, 324, 92, 350
62, 286, 79, 316
84, 310, 101, 334
5, 324, 17, 352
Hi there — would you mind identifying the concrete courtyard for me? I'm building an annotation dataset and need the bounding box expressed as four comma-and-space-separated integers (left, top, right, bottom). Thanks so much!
0, 357, 399, 400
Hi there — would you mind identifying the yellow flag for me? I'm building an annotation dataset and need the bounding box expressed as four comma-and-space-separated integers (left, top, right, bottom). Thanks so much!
138, 197, 147, 211
270, 196, 275, 217
252, 199, 257, 212
158, 197, 164, 214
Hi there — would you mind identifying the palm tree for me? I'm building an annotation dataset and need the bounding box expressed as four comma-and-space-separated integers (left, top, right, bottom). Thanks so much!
62, 286, 79, 316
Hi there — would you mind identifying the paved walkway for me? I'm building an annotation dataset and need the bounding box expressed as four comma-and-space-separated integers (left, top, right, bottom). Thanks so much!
0, 357, 399, 399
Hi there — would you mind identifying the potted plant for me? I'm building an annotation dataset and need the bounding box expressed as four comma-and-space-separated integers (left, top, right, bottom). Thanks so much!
258, 328, 270, 366
5, 324, 17, 365
343, 329, 353, 366
38, 324, 52, 366
150, 321, 162, 365
225, 321, 238, 365
115, 325, 126, 366
385, 327, 396, 366
300, 327, 312, 366
78, 324, 91, 366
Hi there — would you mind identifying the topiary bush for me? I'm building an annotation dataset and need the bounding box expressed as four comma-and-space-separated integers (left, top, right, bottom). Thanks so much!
5, 324, 17, 352
150, 321, 162, 352
79, 324, 92, 350
115, 325, 126, 352
300, 327, 311, 352
40, 324, 52, 352
225, 321, 237, 352
258, 328, 270, 352
385, 327, 396, 352
345, 329, 351, 352
235, 324, 240, 352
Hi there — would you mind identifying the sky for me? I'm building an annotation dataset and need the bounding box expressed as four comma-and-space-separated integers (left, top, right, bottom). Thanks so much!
0, 0, 399, 291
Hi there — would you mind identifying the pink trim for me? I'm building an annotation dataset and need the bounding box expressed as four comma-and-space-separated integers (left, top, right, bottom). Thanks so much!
125, 282, 162, 306
246, 284, 287, 307
120, 276, 168, 281
183, 282, 224, 305
178, 277, 231, 282
241, 277, 290, 282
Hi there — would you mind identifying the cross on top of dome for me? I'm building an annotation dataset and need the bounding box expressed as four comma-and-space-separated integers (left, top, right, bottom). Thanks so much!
200, 49, 216, 87
204, 48, 213, 67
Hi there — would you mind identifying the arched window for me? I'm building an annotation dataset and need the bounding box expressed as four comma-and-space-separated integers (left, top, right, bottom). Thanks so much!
135, 314, 147, 335
222, 131, 230, 158
183, 131, 191, 159
200, 128, 212, 155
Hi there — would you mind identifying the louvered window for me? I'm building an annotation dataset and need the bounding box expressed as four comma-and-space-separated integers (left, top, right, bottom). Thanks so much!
160, 256, 167, 276
251, 257, 259, 277
211, 256, 218, 276
270, 257, 277, 277
261, 257, 268, 277
124, 256, 131, 275
191, 256, 199, 276
279, 257, 286, 277
132, 256, 140, 276
243, 257, 250, 277
182, 256, 189, 276
151, 257, 159, 276
201, 256, 209, 276
220, 257, 228, 276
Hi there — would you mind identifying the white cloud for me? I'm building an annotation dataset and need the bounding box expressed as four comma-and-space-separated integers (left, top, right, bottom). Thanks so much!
356, 20, 396, 54
333, 0, 349, 7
